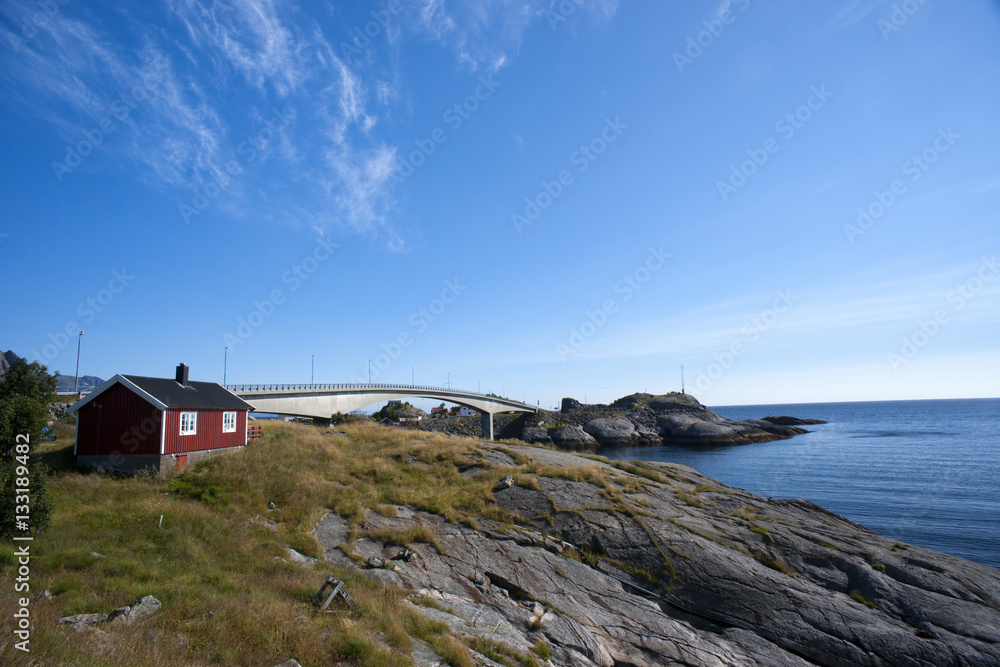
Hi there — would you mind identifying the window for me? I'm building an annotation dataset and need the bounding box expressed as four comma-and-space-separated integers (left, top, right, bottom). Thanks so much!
180, 412, 197, 435
222, 411, 236, 433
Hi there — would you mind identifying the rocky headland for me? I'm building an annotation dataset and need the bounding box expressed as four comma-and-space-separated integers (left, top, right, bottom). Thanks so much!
316, 440, 1000, 666
495, 392, 825, 449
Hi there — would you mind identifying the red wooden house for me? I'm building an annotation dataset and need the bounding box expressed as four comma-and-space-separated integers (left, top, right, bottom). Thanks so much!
69, 364, 255, 474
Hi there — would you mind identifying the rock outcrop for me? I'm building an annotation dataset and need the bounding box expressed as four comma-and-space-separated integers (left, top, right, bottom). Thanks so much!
59, 595, 162, 631
514, 392, 813, 449
314, 443, 1000, 666
762, 415, 828, 426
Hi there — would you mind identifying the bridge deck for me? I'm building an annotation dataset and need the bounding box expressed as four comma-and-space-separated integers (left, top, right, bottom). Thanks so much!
226, 383, 536, 439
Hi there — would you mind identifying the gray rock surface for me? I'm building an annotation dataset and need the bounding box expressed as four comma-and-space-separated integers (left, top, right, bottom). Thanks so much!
285, 547, 318, 567
583, 418, 638, 445
107, 595, 162, 626
58, 613, 108, 629
548, 424, 598, 449
314, 443, 1000, 666
518, 392, 810, 448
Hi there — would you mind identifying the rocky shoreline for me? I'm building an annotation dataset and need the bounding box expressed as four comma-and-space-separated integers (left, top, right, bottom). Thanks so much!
496, 392, 826, 449
315, 441, 1000, 666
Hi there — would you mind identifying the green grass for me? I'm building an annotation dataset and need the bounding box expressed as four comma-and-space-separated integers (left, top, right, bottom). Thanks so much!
467, 637, 540, 667
750, 551, 793, 576
3, 417, 809, 665
676, 490, 704, 508
850, 589, 876, 608
0, 422, 524, 666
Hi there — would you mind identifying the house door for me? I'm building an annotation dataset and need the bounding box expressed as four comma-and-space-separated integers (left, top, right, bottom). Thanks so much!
176, 454, 188, 471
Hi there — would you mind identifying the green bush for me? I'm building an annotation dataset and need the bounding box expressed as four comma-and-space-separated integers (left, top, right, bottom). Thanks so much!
0, 360, 57, 537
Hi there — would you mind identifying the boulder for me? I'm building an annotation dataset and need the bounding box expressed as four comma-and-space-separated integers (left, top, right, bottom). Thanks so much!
59, 613, 108, 628
560, 398, 585, 413
108, 595, 162, 626
548, 425, 598, 449
582, 419, 637, 446
521, 427, 552, 444
495, 475, 515, 491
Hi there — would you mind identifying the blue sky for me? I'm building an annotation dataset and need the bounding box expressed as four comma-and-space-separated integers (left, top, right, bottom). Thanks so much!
2, 0, 999, 409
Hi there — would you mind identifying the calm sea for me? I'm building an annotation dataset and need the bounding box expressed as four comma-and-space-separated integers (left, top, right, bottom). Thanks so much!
596, 398, 1000, 569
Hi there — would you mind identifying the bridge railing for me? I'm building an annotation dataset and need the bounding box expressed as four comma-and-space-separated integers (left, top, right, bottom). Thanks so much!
224, 382, 533, 407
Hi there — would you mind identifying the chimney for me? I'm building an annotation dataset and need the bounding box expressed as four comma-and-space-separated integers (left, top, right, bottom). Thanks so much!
175, 363, 190, 386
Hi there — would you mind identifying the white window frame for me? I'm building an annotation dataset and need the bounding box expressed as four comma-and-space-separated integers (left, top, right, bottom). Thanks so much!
179, 411, 197, 436
222, 411, 237, 433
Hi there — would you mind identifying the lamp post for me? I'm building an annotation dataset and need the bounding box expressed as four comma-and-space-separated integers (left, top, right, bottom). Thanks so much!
73, 330, 84, 395
224, 346, 228, 386
368, 360, 371, 384
312, 354, 315, 385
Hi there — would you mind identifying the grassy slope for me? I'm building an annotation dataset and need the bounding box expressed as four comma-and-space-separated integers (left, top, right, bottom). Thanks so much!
0, 421, 561, 666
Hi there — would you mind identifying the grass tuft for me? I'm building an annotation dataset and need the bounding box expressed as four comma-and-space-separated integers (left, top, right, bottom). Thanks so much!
850, 589, 876, 608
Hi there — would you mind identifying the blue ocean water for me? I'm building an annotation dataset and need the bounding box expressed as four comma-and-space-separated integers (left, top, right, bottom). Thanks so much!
596, 398, 1000, 569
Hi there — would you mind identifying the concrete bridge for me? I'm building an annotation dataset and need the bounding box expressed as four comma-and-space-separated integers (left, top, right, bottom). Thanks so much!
226, 383, 537, 440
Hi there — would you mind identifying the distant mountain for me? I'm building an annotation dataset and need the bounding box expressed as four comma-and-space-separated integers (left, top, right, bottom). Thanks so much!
0, 350, 21, 377
0, 349, 103, 394
56, 374, 105, 393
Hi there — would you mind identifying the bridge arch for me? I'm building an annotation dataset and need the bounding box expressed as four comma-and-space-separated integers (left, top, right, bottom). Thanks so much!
228, 383, 536, 439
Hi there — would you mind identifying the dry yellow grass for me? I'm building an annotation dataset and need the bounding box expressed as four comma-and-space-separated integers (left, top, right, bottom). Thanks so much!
0, 422, 500, 665
0, 419, 665, 665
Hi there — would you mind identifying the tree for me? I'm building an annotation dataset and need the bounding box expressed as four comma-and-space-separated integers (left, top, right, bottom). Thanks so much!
0, 359, 56, 537
0, 359, 57, 403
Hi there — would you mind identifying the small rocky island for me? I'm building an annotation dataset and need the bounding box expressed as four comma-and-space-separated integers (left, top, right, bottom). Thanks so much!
499, 392, 826, 448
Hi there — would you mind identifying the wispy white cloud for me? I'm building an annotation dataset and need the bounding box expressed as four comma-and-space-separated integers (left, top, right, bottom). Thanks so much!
168, 0, 305, 95
406, 0, 619, 69
0, 0, 620, 249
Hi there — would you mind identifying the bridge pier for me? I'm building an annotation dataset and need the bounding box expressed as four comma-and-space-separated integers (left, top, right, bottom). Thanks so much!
480, 411, 494, 440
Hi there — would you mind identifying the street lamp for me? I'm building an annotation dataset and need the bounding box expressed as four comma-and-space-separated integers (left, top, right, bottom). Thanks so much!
74, 330, 84, 395
224, 346, 228, 386
368, 360, 371, 384
312, 354, 315, 385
